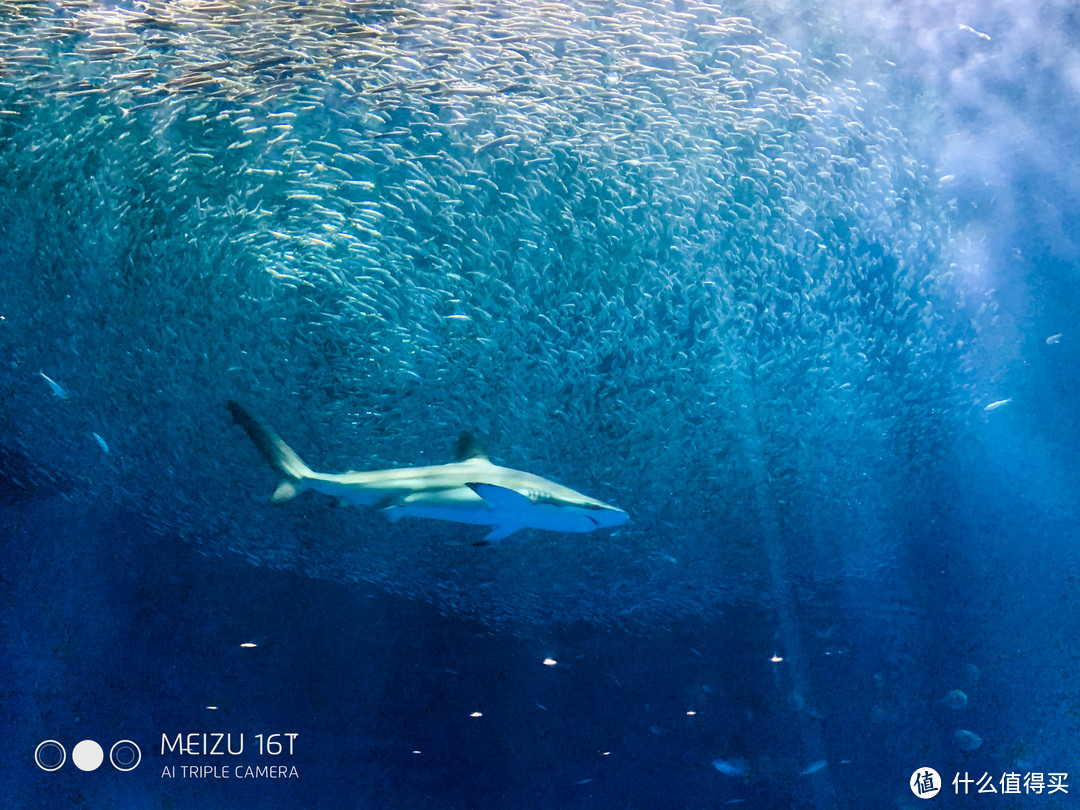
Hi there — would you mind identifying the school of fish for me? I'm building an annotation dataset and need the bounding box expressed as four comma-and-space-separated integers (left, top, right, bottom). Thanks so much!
0, 0, 975, 624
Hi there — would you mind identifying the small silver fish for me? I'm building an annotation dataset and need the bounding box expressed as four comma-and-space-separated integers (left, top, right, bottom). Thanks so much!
1046, 334, 1063, 345
92, 432, 110, 454
801, 759, 827, 775
712, 757, 748, 777
940, 689, 967, 710
39, 371, 67, 399
955, 729, 983, 751
983, 398, 1012, 412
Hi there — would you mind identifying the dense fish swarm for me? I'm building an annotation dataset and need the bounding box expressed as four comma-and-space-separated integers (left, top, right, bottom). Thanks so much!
0, 0, 969, 624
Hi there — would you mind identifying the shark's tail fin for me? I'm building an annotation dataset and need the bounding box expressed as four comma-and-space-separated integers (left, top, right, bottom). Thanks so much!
227, 400, 313, 503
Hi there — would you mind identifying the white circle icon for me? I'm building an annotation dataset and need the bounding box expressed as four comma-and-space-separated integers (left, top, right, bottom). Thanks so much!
35, 740, 66, 772
911, 767, 941, 799
110, 740, 142, 771
72, 740, 104, 772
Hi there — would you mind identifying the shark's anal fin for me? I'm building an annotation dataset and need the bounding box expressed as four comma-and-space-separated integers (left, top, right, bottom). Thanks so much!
374, 494, 406, 522
379, 506, 405, 523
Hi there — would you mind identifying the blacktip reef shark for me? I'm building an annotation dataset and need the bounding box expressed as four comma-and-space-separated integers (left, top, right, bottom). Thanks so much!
227, 401, 629, 543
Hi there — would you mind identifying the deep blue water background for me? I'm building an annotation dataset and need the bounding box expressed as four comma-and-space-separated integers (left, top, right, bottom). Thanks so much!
3, 408, 1079, 808
4, 1, 1080, 808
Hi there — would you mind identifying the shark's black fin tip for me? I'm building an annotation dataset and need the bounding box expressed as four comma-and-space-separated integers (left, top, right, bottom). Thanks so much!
455, 431, 488, 462
226, 400, 246, 423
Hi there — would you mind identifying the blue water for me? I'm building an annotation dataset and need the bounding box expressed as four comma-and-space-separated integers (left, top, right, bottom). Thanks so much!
3, 0, 1080, 807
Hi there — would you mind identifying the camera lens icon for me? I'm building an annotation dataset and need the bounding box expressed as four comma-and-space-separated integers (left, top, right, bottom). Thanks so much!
35, 740, 66, 772
35, 739, 142, 772
72, 740, 104, 771
110, 740, 141, 771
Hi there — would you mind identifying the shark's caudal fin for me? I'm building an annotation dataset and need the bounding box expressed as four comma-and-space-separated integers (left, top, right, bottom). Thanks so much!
227, 400, 314, 503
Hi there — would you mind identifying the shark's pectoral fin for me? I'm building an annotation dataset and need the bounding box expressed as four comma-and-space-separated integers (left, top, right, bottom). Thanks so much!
467, 483, 533, 509
484, 523, 525, 543
468, 485, 531, 542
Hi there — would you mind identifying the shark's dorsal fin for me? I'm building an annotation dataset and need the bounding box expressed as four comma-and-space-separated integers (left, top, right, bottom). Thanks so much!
455, 431, 489, 462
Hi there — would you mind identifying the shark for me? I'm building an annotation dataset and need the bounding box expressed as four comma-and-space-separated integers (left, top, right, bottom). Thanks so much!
227, 401, 628, 543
